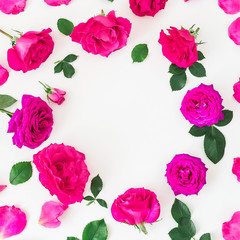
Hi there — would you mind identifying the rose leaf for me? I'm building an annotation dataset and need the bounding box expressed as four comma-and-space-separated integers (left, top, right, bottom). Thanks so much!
197, 51, 205, 61
215, 110, 233, 127
54, 62, 63, 73
170, 72, 187, 91
200, 233, 211, 240
82, 219, 108, 240
84, 196, 95, 201
168, 228, 191, 240
96, 199, 108, 208
91, 174, 103, 198
0, 95, 17, 109
10, 161, 32, 185
67, 237, 80, 240
62, 62, 75, 78
169, 64, 186, 75
63, 54, 78, 63
57, 18, 74, 36
178, 218, 196, 238
189, 62, 206, 77
189, 125, 210, 137
131, 44, 148, 63
171, 198, 191, 224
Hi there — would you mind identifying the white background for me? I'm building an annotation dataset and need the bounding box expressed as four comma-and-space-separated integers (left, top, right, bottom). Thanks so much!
0, 0, 240, 239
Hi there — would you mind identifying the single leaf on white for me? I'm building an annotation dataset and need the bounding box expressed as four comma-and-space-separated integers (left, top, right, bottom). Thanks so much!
38, 201, 68, 228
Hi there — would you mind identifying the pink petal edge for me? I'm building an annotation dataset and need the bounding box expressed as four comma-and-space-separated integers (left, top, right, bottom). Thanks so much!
0, 185, 7, 192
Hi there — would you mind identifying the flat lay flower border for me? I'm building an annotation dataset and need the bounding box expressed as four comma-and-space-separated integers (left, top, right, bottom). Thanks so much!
0, 0, 240, 240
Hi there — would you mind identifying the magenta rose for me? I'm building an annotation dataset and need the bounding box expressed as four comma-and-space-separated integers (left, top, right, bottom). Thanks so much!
166, 154, 207, 196
219, 0, 240, 14
229, 17, 240, 45
223, 211, 240, 239
233, 78, 240, 102
33, 143, 90, 205
70, 11, 131, 57
0, 0, 27, 15
111, 188, 160, 234
44, 0, 71, 6
7, 95, 53, 149
232, 157, 240, 181
7, 28, 54, 73
180, 84, 224, 127
0, 64, 9, 86
129, 0, 168, 17
158, 27, 198, 68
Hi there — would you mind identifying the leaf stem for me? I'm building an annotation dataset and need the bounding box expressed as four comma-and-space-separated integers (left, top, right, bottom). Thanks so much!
0, 109, 14, 117
0, 29, 13, 40
54, 60, 62, 64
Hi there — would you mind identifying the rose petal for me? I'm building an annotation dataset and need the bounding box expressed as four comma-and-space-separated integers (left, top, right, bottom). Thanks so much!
38, 201, 68, 228
0, 65, 9, 86
233, 79, 240, 102
44, 0, 71, 6
0, 205, 27, 239
218, 0, 240, 14
228, 17, 240, 45
0, 185, 7, 192
0, 0, 27, 15
223, 211, 240, 239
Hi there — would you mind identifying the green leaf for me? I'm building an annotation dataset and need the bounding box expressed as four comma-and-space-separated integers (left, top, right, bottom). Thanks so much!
62, 62, 75, 78
82, 219, 108, 240
131, 44, 148, 63
108, 0, 114, 1
189, 62, 206, 77
96, 199, 108, 208
91, 174, 103, 198
204, 126, 226, 164
67, 237, 80, 240
215, 110, 233, 127
57, 18, 74, 36
198, 51, 205, 61
84, 196, 95, 201
200, 233, 211, 240
170, 72, 187, 91
168, 228, 191, 240
189, 125, 210, 137
169, 64, 186, 75
178, 218, 196, 238
0, 95, 17, 109
10, 161, 32, 185
171, 199, 191, 223
54, 62, 63, 73
64, 54, 78, 63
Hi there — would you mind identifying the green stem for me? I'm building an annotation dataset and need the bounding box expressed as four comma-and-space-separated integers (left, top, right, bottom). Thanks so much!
0, 109, 14, 117
54, 60, 62, 64
39, 81, 47, 89
137, 223, 148, 235
0, 29, 13, 40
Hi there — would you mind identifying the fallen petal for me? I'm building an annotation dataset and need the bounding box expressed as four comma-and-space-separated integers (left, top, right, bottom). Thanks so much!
0, 0, 27, 15
218, 0, 240, 14
228, 17, 240, 45
44, 0, 71, 6
39, 201, 68, 228
0, 65, 9, 86
0, 205, 27, 239
0, 185, 7, 192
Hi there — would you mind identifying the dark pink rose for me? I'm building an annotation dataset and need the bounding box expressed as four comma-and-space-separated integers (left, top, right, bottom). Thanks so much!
0, 0, 27, 15
0, 65, 9, 86
229, 18, 240, 45
219, 0, 240, 14
180, 84, 224, 127
129, 0, 168, 17
7, 28, 54, 73
158, 27, 198, 68
233, 79, 240, 102
33, 143, 90, 205
44, 0, 71, 6
223, 211, 240, 239
111, 188, 160, 233
232, 157, 240, 181
7, 95, 53, 149
48, 88, 66, 105
70, 11, 131, 57
165, 154, 207, 196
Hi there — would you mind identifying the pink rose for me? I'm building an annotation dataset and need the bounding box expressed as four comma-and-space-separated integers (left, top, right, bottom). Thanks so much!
166, 154, 207, 196
111, 188, 160, 234
7, 28, 54, 73
44, 0, 71, 6
158, 27, 198, 68
0, 65, 9, 86
70, 11, 131, 57
48, 88, 66, 105
223, 211, 240, 239
180, 84, 224, 127
232, 157, 240, 181
33, 143, 90, 205
233, 79, 240, 102
229, 17, 240, 45
0, 0, 27, 15
7, 95, 53, 149
218, 0, 240, 14
129, 0, 168, 17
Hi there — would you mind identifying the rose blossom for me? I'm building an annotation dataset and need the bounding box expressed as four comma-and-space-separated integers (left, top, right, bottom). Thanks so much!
7, 28, 54, 73
129, 0, 168, 17
222, 211, 240, 239
70, 11, 131, 57
165, 154, 207, 196
0, 0, 27, 15
232, 157, 240, 181
233, 78, 240, 102
7, 95, 53, 149
218, 0, 240, 14
229, 18, 240, 45
44, 0, 71, 6
33, 143, 90, 205
180, 84, 224, 127
111, 188, 160, 234
0, 65, 9, 86
48, 88, 66, 105
158, 27, 198, 68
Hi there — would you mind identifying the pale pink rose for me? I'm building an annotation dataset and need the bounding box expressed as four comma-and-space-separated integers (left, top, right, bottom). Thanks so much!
44, 0, 71, 6
223, 211, 240, 239
233, 79, 240, 102
48, 88, 66, 105
0, 185, 7, 192
232, 157, 240, 181
228, 17, 240, 45
39, 201, 68, 228
0, 205, 27, 239
0, 65, 9, 86
0, 0, 27, 15
218, 0, 240, 14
